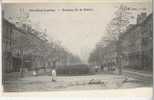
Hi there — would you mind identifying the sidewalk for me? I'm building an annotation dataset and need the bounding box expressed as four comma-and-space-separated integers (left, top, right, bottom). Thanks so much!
123, 70, 152, 78
123, 67, 153, 77
123, 68, 153, 81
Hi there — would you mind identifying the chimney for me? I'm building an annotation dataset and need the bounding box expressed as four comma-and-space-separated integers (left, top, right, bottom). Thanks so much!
137, 12, 147, 24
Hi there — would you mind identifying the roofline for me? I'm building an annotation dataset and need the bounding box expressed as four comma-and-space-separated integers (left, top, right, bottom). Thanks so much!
3, 18, 48, 43
119, 13, 153, 39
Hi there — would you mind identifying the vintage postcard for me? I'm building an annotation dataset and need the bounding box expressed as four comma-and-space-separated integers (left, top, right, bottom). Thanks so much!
1, 0, 153, 98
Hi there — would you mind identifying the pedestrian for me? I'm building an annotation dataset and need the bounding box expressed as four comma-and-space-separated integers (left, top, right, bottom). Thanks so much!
51, 69, 56, 81
51, 58, 57, 82
32, 67, 37, 76
32, 70, 37, 76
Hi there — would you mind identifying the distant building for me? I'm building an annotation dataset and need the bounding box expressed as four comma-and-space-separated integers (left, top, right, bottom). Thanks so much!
101, 41, 117, 71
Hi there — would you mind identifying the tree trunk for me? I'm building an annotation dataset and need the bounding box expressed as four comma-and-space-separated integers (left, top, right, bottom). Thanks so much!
20, 49, 24, 77
116, 40, 122, 75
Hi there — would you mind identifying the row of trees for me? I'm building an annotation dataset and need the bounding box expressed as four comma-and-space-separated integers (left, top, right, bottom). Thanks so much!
88, 4, 135, 74
7, 9, 81, 76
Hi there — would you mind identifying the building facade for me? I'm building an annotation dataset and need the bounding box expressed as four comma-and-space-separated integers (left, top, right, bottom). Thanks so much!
2, 19, 14, 73
2, 18, 48, 73
119, 13, 153, 70
94, 13, 153, 71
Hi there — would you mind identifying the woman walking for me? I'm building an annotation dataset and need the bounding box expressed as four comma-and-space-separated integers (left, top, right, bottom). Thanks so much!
51, 58, 57, 81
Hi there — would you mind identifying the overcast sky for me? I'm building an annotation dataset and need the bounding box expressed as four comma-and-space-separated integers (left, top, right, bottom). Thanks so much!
3, 2, 152, 63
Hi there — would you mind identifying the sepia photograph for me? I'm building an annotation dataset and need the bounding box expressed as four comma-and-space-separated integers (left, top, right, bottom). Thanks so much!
1, 1, 153, 92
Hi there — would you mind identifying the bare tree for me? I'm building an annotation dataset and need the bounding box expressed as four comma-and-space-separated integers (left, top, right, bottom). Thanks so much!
105, 4, 133, 74
89, 4, 134, 74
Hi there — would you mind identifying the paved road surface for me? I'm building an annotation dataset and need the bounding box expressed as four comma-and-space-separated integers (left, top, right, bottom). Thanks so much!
3, 72, 152, 92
